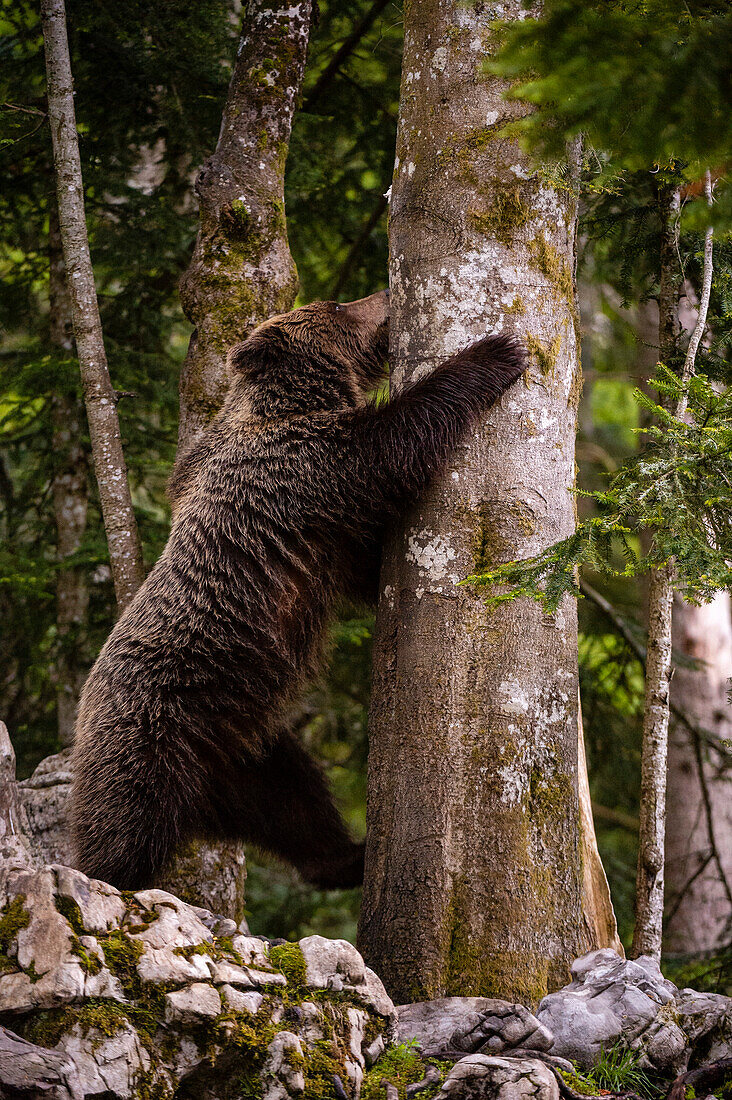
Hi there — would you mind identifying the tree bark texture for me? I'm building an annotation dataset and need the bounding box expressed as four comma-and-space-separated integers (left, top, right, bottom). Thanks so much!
41, 0, 144, 612
632, 561, 674, 960
49, 205, 89, 745
177, 0, 312, 448
665, 593, 732, 954
359, 0, 587, 1005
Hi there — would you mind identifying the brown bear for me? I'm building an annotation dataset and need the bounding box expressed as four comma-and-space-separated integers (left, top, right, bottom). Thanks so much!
71, 291, 526, 891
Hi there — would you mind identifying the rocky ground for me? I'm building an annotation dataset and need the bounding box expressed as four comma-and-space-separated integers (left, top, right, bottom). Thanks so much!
1, 726, 730, 1099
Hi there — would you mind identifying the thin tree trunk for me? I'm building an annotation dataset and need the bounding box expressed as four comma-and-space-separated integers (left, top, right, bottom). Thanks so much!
49, 204, 89, 746
177, 0, 312, 448
41, 0, 144, 611
359, 0, 588, 1004
631, 177, 714, 960
664, 179, 731, 953
632, 561, 675, 958
665, 592, 732, 953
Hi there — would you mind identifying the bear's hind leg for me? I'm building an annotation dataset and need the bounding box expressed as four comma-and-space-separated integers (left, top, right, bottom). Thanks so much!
215, 728, 364, 889
72, 743, 199, 891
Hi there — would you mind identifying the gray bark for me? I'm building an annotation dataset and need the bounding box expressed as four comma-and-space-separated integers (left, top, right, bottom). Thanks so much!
167, 0, 313, 908
49, 205, 89, 745
177, 0, 312, 448
359, 0, 587, 1004
41, 0, 144, 611
630, 185, 681, 961
632, 561, 674, 959
665, 593, 732, 954
632, 181, 714, 961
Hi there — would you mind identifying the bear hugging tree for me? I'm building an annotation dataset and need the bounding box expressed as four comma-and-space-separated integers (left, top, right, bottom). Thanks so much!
71, 290, 526, 892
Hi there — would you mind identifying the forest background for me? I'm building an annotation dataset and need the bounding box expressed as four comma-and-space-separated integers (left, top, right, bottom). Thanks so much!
1, 0, 730, 989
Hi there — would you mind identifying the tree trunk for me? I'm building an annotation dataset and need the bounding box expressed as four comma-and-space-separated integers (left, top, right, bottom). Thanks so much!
41, 0, 144, 612
359, 0, 588, 1005
631, 180, 714, 961
49, 204, 89, 746
632, 561, 674, 959
177, 0, 312, 448
665, 593, 732, 954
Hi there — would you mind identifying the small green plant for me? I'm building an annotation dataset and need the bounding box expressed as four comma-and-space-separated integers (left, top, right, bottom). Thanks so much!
588, 1043, 660, 1099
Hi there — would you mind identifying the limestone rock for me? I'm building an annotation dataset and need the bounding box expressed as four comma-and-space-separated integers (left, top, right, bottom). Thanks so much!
0, 722, 38, 872
165, 982, 221, 1024
263, 1030, 306, 1099
17, 748, 74, 867
398, 997, 553, 1056
437, 1055, 559, 1099
0, 857, 395, 1099
300, 935, 397, 1036
0, 1025, 84, 1099
299, 934, 365, 990
536, 949, 677, 1068
676, 988, 732, 1063
54, 864, 126, 934
219, 985, 263, 1014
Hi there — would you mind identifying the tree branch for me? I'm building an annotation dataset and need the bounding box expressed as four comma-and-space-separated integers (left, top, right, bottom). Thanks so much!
331, 190, 388, 298
306, 0, 393, 111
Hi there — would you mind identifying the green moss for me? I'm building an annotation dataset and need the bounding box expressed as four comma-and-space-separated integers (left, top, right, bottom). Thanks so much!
70, 935, 103, 976
470, 501, 499, 574
0, 895, 31, 949
0, 896, 30, 974
526, 332, 562, 377
362, 1043, 446, 1100
557, 1067, 599, 1096
469, 184, 531, 245
505, 296, 526, 316
100, 928, 144, 999
301, 1038, 348, 1099
17, 999, 133, 1050
132, 1068, 173, 1100
529, 765, 574, 827
528, 234, 581, 340
55, 894, 85, 936
270, 942, 307, 988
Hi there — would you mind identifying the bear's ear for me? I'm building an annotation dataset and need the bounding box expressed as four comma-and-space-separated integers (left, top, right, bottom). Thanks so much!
227, 331, 284, 381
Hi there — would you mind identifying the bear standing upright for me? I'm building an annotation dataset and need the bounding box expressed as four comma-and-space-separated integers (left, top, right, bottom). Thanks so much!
71, 291, 526, 891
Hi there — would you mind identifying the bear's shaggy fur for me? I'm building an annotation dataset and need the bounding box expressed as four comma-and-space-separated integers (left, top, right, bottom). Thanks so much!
71, 291, 526, 890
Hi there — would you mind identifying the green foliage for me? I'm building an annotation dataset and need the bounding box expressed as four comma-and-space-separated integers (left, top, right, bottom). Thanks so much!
464, 366, 732, 611
589, 1043, 661, 1098
487, 0, 732, 192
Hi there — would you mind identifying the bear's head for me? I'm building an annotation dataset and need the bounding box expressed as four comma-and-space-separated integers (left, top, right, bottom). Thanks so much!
227, 290, 389, 418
